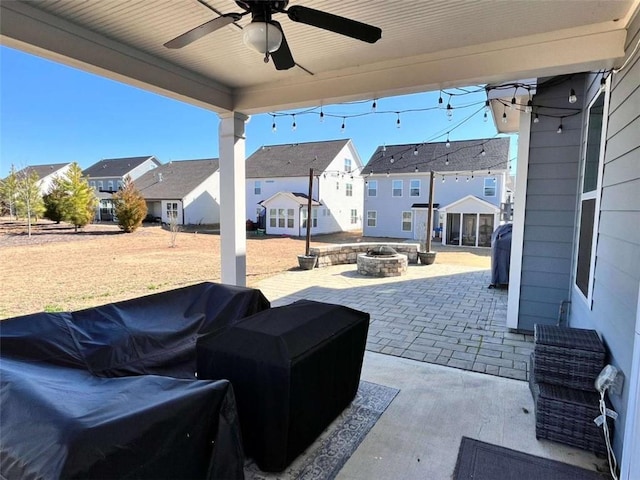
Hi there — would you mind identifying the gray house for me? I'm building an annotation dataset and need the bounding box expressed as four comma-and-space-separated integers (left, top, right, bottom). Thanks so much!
493, 34, 639, 466
134, 159, 220, 225
83, 156, 160, 221
363, 138, 510, 245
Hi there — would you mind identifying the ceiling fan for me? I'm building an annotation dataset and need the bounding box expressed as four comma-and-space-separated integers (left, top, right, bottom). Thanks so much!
164, 0, 382, 70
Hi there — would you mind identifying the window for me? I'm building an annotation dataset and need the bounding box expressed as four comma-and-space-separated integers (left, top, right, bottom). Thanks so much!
97, 180, 103, 191
367, 211, 377, 227
254, 181, 261, 195
117, 180, 123, 190
410, 179, 420, 197
575, 88, 607, 302
483, 178, 496, 197
287, 208, 294, 228
350, 209, 358, 224
107, 180, 114, 192
346, 183, 353, 197
269, 208, 276, 228
166, 202, 178, 219
278, 208, 285, 228
344, 158, 352, 173
368, 180, 378, 197
90, 180, 96, 190
302, 209, 318, 229
336, 182, 340, 190
392, 180, 403, 197
402, 211, 412, 232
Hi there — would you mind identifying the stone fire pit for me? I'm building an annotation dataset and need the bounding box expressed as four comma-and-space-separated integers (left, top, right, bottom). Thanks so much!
357, 246, 408, 277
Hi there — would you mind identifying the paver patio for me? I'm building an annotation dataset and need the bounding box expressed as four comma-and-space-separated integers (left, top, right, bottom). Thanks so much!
256, 262, 533, 381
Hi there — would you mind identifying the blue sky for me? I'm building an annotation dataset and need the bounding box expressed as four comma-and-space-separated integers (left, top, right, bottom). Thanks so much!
0, 45, 512, 178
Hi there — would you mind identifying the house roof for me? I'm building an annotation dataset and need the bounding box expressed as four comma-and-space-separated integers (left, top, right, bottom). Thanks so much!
440, 194, 500, 212
83, 156, 159, 178
246, 139, 351, 179
134, 159, 219, 200
260, 192, 322, 207
14, 163, 70, 179
365, 137, 510, 175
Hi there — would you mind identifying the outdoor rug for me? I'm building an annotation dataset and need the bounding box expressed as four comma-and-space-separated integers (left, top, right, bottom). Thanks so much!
453, 437, 611, 480
244, 380, 399, 480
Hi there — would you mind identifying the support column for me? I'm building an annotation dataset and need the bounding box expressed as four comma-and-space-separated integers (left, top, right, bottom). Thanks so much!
218, 112, 249, 286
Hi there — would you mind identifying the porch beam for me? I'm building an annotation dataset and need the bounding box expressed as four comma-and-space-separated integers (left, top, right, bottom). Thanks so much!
218, 112, 249, 286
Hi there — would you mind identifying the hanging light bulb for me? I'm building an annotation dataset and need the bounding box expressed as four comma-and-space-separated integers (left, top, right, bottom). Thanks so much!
446, 103, 453, 120
271, 116, 277, 133
442, 176, 445, 183
445, 133, 451, 148
466, 176, 470, 182
455, 175, 459, 182
510, 95, 516, 109
557, 120, 563, 134
483, 111, 488, 122
471, 172, 474, 179
390, 155, 395, 163
445, 154, 449, 166
484, 99, 490, 112
481, 147, 486, 157
488, 169, 491, 175
414, 166, 419, 173
386, 170, 390, 177
372, 99, 377, 111
396, 113, 401, 128
599, 76, 607, 93
525, 99, 533, 113
414, 145, 419, 156
319, 108, 324, 123
438, 91, 443, 106
533, 113, 540, 124
502, 106, 508, 124
291, 114, 297, 131
341, 117, 346, 131
382, 144, 386, 152
568, 88, 577, 104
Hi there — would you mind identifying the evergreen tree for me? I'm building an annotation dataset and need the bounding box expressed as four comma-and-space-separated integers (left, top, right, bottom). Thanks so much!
62, 162, 97, 232
112, 175, 147, 233
14, 168, 45, 237
43, 175, 68, 224
0, 165, 19, 219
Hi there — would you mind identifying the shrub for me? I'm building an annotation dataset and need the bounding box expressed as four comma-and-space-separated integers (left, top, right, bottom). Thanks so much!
112, 176, 147, 233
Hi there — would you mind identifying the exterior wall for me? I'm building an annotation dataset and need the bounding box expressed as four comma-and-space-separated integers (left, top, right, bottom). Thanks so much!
246, 176, 316, 221
37, 164, 71, 195
568, 15, 640, 460
182, 172, 220, 225
87, 158, 159, 191
363, 171, 507, 238
126, 158, 159, 181
517, 75, 585, 330
262, 195, 320, 236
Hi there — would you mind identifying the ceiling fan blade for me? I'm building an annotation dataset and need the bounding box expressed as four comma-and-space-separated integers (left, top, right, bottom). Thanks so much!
164, 13, 241, 49
270, 21, 295, 70
287, 5, 381, 44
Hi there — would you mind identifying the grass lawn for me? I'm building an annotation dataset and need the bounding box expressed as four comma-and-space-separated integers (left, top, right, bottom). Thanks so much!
0, 218, 490, 319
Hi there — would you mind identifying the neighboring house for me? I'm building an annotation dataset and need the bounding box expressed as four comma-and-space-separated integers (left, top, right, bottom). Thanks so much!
363, 138, 510, 246
134, 159, 220, 225
245, 139, 364, 236
83, 156, 160, 221
14, 162, 72, 195
497, 39, 639, 465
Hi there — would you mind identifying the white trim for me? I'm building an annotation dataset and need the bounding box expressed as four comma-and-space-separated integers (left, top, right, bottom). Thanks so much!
439, 194, 500, 213
621, 283, 640, 479
507, 109, 531, 329
572, 78, 610, 308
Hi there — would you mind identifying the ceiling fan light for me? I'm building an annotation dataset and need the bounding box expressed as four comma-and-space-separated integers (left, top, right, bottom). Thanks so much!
243, 22, 282, 54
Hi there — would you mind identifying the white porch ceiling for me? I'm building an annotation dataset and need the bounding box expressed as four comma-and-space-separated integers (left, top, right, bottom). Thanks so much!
1, 0, 637, 114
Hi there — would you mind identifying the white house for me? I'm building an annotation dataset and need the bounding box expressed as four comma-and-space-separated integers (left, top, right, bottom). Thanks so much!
134, 159, 220, 225
362, 138, 511, 246
14, 163, 72, 195
83, 156, 161, 221
245, 139, 364, 236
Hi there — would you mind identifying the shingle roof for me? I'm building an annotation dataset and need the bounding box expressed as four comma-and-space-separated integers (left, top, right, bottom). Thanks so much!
245, 139, 351, 178
365, 137, 510, 174
83, 156, 159, 178
14, 163, 70, 179
134, 159, 219, 200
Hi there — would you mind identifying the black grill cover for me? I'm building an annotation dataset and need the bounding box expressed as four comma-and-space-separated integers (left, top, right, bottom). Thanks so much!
0, 357, 244, 480
0, 282, 270, 378
490, 223, 513, 287
197, 300, 370, 472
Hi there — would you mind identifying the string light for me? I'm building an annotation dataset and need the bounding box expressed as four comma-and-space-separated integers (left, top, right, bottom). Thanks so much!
557, 119, 563, 134
446, 102, 453, 120
445, 133, 451, 148
484, 99, 490, 112
372, 99, 377, 111
533, 113, 540, 123
466, 176, 470, 182
386, 170, 390, 177
455, 175, 459, 182
382, 144, 386, 152
445, 154, 449, 166
510, 95, 516, 109
414, 145, 419, 156
271, 116, 277, 133
291, 114, 297, 131
502, 105, 508, 124
525, 99, 533, 114
483, 111, 488, 122
471, 172, 474, 179
481, 147, 486, 156
319, 108, 324, 123
396, 112, 401, 128
568, 88, 577, 104
599, 76, 607, 93
438, 91, 443, 106
442, 176, 445, 183
414, 166, 419, 173
341, 117, 346, 131
390, 155, 395, 163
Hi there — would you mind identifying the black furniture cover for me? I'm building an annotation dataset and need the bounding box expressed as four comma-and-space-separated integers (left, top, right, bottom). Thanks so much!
0, 282, 270, 479
490, 223, 513, 288
0, 281, 270, 378
197, 299, 370, 472
0, 357, 244, 479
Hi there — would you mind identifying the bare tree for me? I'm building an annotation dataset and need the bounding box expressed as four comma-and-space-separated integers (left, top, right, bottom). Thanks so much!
15, 168, 44, 238
168, 212, 181, 248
